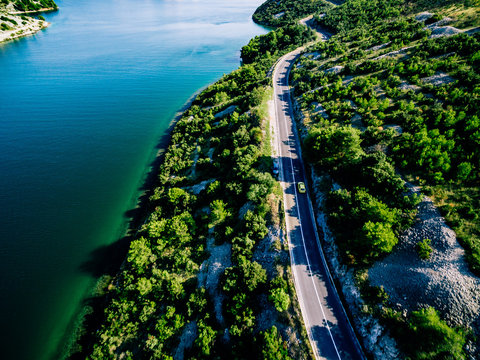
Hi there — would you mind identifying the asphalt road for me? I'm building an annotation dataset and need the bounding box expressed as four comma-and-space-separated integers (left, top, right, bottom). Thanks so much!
272, 49, 365, 360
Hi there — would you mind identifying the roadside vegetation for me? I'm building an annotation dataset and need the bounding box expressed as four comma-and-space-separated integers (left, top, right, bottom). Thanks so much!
289, 0, 479, 358
67, 20, 315, 360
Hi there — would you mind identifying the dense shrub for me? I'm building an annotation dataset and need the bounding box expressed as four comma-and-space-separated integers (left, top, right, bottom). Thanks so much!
241, 25, 315, 64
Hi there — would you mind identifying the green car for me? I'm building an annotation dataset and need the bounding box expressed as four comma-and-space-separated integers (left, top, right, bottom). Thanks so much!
297, 182, 306, 193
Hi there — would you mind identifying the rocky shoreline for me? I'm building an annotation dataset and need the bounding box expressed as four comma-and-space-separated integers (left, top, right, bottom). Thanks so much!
0, 5, 56, 43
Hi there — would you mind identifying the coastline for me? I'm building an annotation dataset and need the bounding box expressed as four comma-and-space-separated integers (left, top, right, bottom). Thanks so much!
61, 91, 201, 359
64, 12, 319, 356
61, 0, 327, 355
0, 7, 56, 44
0, 20, 49, 43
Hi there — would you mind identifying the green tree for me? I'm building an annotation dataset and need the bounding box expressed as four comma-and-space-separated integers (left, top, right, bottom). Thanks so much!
456, 162, 472, 182
209, 199, 232, 228
166, 187, 192, 214
304, 124, 363, 169
244, 209, 269, 241
269, 287, 290, 312
127, 237, 156, 275
195, 319, 216, 357
232, 236, 256, 258
223, 259, 267, 294
360, 221, 398, 257
416, 239, 433, 260
187, 288, 207, 318
137, 277, 153, 296
260, 326, 292, 360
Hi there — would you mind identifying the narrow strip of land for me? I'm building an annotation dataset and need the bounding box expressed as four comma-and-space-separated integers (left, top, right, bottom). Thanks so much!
272, 48, 365, 360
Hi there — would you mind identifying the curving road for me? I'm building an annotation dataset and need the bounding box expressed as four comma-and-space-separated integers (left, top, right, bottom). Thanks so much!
272, 49, 366, 360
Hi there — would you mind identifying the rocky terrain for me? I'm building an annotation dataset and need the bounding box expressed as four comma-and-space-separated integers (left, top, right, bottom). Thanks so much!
369, 186, 480, 352
0, 0, 56, 43
0, 12, 47, 43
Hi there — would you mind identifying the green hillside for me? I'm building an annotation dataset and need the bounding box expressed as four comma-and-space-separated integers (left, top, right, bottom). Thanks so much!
293, 0, 480, 273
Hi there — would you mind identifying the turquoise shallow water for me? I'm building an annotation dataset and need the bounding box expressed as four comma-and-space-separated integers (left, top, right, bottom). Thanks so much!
0, 1, 266, 358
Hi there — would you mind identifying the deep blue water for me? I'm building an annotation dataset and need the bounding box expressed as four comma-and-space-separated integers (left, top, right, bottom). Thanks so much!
0, 1, 266, 358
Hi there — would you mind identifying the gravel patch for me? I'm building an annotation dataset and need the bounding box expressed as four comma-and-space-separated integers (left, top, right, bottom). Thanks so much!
173, 321, 197, 360
369, 187, 480, 330
429, 26, 462, 38
304, 85, 324, 95
350, 113, 365, 130
421, 72, 455, 86
367, 42, 391, 52
397, 81, 421, 91
302, 51, 321, 60
425, 17, 453, 28
374, 85, 386, 99
343, 76, 355, 86
254, 293, 278, 333
383, 124, 403, 135
214, 105, 237, 119
431, 51, 455, 59
415, 12, 434, 22
324, 65, 344, 74
465, 26, 480, 35
238, 201, 254, 220
207, 147, 215, 160
373, 46, 413, 61
253, 226, 285, 279
311, 102, 329, 118
345, 99, 357, 109
253, 226, 289, 335
197, 237, 232, 326
185, 179, 215, 195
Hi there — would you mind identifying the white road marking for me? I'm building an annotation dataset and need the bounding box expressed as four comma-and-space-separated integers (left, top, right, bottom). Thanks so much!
274, 55, 342, 360
273, 57, 320, 360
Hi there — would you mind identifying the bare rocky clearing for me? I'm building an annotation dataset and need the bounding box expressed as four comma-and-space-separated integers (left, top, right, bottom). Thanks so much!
369, 187, 480, 331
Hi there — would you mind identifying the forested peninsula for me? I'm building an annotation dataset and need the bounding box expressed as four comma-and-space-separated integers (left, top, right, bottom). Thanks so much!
0, 0, 57, 43
68, 0, 480, 359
